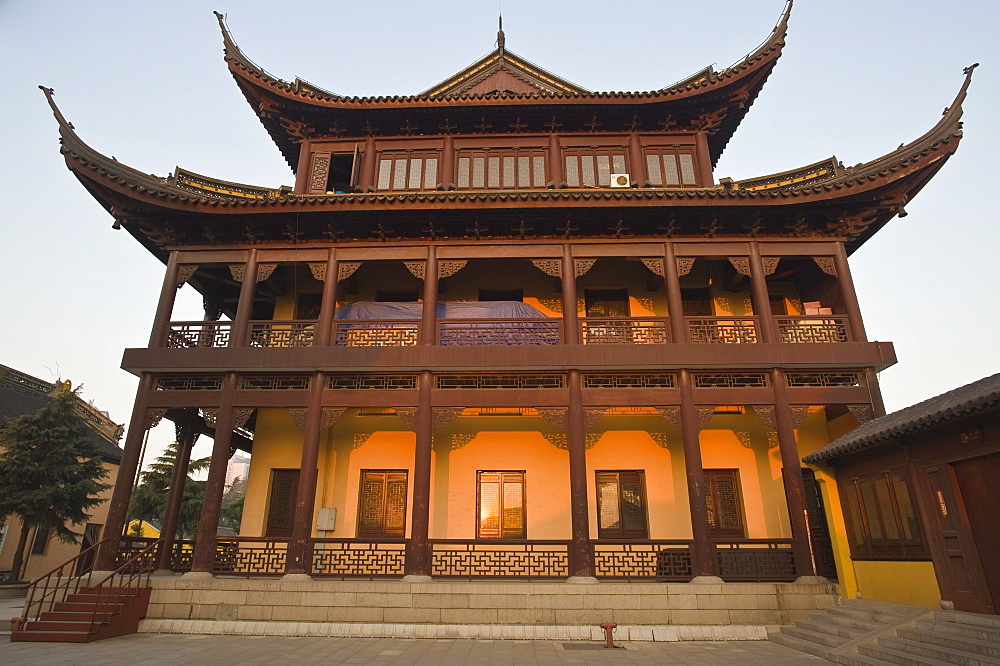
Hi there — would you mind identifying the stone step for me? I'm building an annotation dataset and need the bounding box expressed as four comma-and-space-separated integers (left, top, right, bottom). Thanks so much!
837, 653, 900, 666
916, 619, 1000, 644
878, 635, 1000, 665
781, 623, 850, 647
797, 618, 868, 640
827, 606, 905, 625
766, 629, 834, 660
936, 611, 1000, 631
815, 612, 884, 633
858, 642, 954, 666
897, 627, 1000, 659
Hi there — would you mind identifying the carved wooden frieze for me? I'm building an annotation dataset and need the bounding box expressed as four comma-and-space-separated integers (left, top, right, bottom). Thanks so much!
585, 433, 601, 449
728, 257, 751, 276
233, 408, 255, 430
531, 259, 561, 278
289, 408, 307, 429
542, 433, 567, 449
584, 408, 606, 428
791, 406, 810, 427
310, 155, 330, 191
257, 264, 277, 282
308, 263, 326, 282
536, 408, 567, 429
339, 262, 362, 281
438, 260, 467, 279
575, 259, 597, 277
200, 408, 219, 428
848, 404, 873, 424
696, 406, 716, 428
752, 405, 775, 428
322, 407, 347, 429
640, 258, 664, 277
813, 257, 837, 276
145, 408, 168, 430
177, 265, 198, 287
767, 432, 779, 449
403, 262, 425, 280
648, 431, 670, 449
656, 406, 680, 428
229, 264, 246, 283
450, 433, 475, 450
394, 407, 418, 430
433, 407, 464, 429
761, 257, 781, 276
353, 432, 374, 449
676, 257, 696, 276
735, 432, 753, 449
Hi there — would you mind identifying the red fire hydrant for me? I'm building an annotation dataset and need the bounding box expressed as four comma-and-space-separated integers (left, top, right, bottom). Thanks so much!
600, 621, 617, 648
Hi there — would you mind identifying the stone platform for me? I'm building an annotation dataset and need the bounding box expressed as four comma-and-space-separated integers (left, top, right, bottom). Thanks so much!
141, 577, 838, 641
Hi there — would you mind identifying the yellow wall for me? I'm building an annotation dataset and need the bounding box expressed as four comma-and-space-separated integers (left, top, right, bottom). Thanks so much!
853, 560, 942, 608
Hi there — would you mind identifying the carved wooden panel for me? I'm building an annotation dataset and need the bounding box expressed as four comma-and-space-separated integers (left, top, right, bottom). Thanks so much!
584, 373, 675, 388
176, 265, 198, 286
229, 264, 246, 283
761, 257, 780, 275
403, 261, 425, 280
727, 257, 751, 276
338, 262, 362, 281
531, 259, 561, 277
438, 260, 467, 279
584, 408, 606, 428
676, 257, 696, 276
693, 372, 769, 388
656, 406, 680, 428
394, 407, 417, 430
813, 257, 837, 276
436, 374, 564, 389
308, 262, 326, 282
785, 372, 861, 387
327, 374, 417, 390
145, 408, 168, 430
155, 374, 224, 391
310, 154, 330, 191
640, 258, 664, 276
752, 405, 775, 428
791, 406, 810, 427
200, 408, 219, 428
232, 408, 255, 430
536, 408, 567, 429
433, 407, 464, 429
848, 404, 873, 424
257, 264, 277, 282
696, 406, 715, 428
575, 258, 597, 277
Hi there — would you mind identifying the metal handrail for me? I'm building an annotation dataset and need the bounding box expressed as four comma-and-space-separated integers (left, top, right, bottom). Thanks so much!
85, 538, 161, 635
15, 537, 109, 629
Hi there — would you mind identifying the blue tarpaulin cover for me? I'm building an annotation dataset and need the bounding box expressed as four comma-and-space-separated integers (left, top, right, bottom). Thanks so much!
334, 301, 549, 319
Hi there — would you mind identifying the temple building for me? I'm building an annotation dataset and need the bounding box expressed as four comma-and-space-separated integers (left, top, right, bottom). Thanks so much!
26, 1, 980, 637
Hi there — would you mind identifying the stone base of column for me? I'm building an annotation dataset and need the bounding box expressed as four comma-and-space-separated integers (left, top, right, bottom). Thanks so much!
152, 569, 179, 577
401, 575, 434, 584
564, 576, 599, 585
688, 575, 725, 584
794, 575, 830, 584
281, 573, 313, 581
181, 571, 215, 580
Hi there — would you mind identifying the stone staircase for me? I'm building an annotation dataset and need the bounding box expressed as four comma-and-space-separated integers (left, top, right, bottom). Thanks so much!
769, 599, 1000, 665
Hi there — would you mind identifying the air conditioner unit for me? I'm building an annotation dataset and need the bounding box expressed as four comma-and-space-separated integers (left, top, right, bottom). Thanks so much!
610, 173, 630, 188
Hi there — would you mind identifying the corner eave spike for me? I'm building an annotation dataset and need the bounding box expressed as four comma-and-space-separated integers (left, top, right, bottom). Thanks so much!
38, 85, 74, 131
497, 13, 505, 51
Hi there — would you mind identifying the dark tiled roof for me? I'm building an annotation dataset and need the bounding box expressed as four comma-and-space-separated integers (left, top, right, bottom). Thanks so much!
804, 373, 1000, 464
0, 366, 124, 463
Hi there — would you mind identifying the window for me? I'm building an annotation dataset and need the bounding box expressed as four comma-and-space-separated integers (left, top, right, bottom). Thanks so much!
840, 468, 927, 559
376, 152, 439, 191
265, 469, 299, 537
585, 289, 630, 317
681, 288, 713, 316
477, 471, 526, 538
705, 469, 745, 539
31, 526, 50, 555
457, 149, 546, 189
564, 149, 627, 187
358, 470, 408, 538
645, 149, 698, 187
596, 471, 648, 539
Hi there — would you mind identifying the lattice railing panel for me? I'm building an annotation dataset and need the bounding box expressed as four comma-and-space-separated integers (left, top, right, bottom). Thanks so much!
310, 540, 406, 578
334, 321, 419, 347
583, 373, 676, 388
240, 375, 311, 391
580, 318, 670, 345
439, 320, 561, 346
248, 320, 315, 348
716, 541, 796, 581
436, 374, 565, 390
166, 322, 232, 348
693, 372, 770, 388
155, 375, 224, 391
785, 371, 863, 388
686, 318, 758, 344
593, 542, 693, 581
212, 539, 288, 576
430, 541, 570, 580
327, 374, 418, 390
777, 317, 850, 343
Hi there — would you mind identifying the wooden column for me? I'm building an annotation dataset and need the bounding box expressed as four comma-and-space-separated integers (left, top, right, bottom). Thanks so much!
678, 369, 718, 578
293, 141, 312, 194
548, 134, 563, 186
286, 372, 325, 575
748, 243, 775, 344
561, 245, 580, 345
314, 250, 338, 347
95, 373, 156, 571
628, 132, 645, 186
360, 137, 377, 192
419, 247, 439, 346
865, 369, 887, 418
566, 369, 594, 578
229, 250, 259, 348
190, 373, 238, 573
771, 368, 818, 578
155, 414, 198, 572
833, 242, 868, 342
148, 251, 181, 348
440, 135, 455, 189
405, 370, 434, 577
664, 243, 687, 343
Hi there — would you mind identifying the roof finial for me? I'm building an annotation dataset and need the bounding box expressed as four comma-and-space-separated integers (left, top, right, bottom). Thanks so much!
497, 13, 505, 51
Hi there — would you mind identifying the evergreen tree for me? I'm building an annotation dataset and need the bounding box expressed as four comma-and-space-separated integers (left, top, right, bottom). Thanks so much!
128, 440, 209, 540
0, 386, 111, 583
220, 476, 247, 530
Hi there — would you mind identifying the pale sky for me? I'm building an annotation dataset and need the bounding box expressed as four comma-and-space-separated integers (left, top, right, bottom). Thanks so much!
1, 0, 997, 468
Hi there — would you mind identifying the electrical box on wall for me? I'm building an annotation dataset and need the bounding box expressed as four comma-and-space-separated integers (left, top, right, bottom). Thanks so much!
316, 508, 337, 531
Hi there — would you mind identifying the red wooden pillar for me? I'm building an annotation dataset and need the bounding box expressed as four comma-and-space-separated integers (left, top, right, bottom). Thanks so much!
678, 370, 718, 579
419, 247, 439, 346
566, 370, 594, 579
359, 137, 377, 192
548, 134, 563, 187
627, 132, 645, 186
229, 250, 259, 348
286, 372, 325, 575
314, 249, 338, 347
155, 414, 198, 572
748, 243, 775, 344
95, 373, 156, 571
832, 242, 868, 342
404, 370, 434, 578
561, 245, 580, 346
189, 373, 238, 574
440, 135, 455, 189
149, 251, 181, 348
771, 368, 819, 579
663, 243, 687, 343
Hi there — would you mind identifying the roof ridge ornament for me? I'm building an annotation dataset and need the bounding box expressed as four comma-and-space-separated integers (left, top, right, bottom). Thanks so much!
497, 13, 505, 52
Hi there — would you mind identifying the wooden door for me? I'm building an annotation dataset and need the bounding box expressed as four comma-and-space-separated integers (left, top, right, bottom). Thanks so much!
265, 469, 300, 537
952, 453, 1000, 614
916, 463, 995, 613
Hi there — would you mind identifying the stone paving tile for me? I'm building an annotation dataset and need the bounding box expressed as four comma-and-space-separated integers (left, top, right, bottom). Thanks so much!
1, 632, 829, 664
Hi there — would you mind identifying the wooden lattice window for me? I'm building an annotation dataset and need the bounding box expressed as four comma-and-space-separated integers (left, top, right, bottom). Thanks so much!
596, 471, 649, 539
376, 152, 439, 191
357, 470, 408, 538
681, 288, 712, 316
477, 471, 526, 539
265, 469, 299, 537
457, 149, 546, 189
644, 149, 699, 187
584, 289, 630, 317
705, 469, 746, 539
839, 468, 927, 559
563, 148, 627, 187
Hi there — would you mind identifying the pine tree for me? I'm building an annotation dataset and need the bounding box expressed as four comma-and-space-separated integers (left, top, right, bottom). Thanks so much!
128, 440, 209, 540
0, 386, 111, 583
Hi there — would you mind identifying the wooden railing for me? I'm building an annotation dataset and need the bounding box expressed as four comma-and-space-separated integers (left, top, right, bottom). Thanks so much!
580, 317, 670, 345
210, 537, 289, 576
166, 321, 231, 348
715, 539, 796, 581
775, 316, 850, 343
17, 538, 108, 628
248, 320, 315, 347
85, 539, 159, 635
332, 320, 419, 347
429, 540, 571, 580
686, 316, 759, 344
593, 540, 693, 581
309, 539, 406, 579
119, 536, 194, 573
439, 319, 561, 346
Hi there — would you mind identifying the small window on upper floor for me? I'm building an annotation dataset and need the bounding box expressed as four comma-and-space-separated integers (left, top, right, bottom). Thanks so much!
457, 149, 546, 190
644, 149, 699, 187
376, 152, 439, 191
564, 148, 627, 188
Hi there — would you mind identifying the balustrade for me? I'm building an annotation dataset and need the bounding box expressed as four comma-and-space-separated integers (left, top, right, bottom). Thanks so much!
333, 320, 419, 347
715, 540, 796, 581
593, 541, 693, 581
429, 540, 571, 580
166, 321, 231, 348
309, 539, 406, 578
776, 316, 850, 343
439, 319, 561, 346
210, 537, 288, 576
686, 317, 759, 344
248, 320, 315, 347
580, 317, 670, 345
